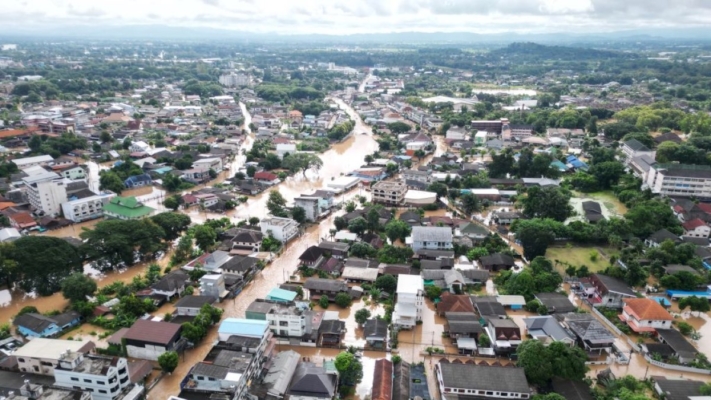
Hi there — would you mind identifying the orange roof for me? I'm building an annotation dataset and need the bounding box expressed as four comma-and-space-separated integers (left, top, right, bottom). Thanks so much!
0, 127, 38, 139
682, 218, 707, 231
437, 293, 475, 313
623, 298, 673, 321
0, 202, 16, 210
9, 212, 36, 228
372, 359, 393, 400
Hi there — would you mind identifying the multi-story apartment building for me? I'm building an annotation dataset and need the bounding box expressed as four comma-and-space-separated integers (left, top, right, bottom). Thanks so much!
25, 177, 70, 216
265, 304, 306, 338
393, 274, 424, 329
294, 196, 321, 222
260, 217, 299, 243
471, 118, 507, 134
645, 163, 711, 199
54, 353, 134, 400
62, 191, 116, 223
13, 338, 94, 376
218, 72, 252, 87
621, 139, 656, 164
371, 181, 407, 205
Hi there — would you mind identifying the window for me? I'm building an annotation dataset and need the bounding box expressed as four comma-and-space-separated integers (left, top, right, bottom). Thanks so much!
84, 379, 92, 383
18, 358, 25, 362
71, 378, 79, 382
99, 390, 107, 394
208, 377, 216, 381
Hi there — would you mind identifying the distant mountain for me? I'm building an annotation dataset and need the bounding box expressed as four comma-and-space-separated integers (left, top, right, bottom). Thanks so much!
1, 25, 711, 44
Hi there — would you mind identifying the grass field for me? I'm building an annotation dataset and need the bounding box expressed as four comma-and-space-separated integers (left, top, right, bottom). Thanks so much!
572, 191, 628, 216
546, 246, 619, 276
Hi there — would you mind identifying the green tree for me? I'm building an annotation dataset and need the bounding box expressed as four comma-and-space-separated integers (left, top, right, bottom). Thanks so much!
291, 206, 307, 223
61, 273, 98, 303
319, 296, 330, 309
246, 165, 256, 177
589, 161, 625, 190
163, 195, 181, 211
533, 394, 566, 400
181, 321, 207, 343
158, 351, 179, 373
349, 242, 377, 258
267, 190, 288, 217
334, 216, 348, 231
478, 333, 491, 348
386, 121, 411, 134
344, 201, 356, 213
334, 351, 364, 386
81, 219, 166, 271
384, 219, 411, 243
516, 340, 553, 385
354, 308, 371, 325
13, 236, 83, 296
427, 182, 448, 199
625, 199, 681, 238
99, 170, 126, 194
100, 131, 113, 143
375, 274, 397, 293
348, 217, 368, 236
150, 212, 191, 241
425, 285, 442, 300
520, 186, 573, 222
366, 208, 381, 233
335, 292, 352, 308
513, 219, 560, 260
17, 306, 39, 316
460, 193, 481, 215
193, 225, 217, 253
488, 148, 515, 178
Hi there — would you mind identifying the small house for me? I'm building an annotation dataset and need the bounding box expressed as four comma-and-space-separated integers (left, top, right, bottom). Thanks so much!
363, 318, 388, 349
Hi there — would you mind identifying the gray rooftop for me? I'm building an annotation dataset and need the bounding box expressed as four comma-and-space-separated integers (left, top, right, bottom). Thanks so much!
438, 363, 530, 394
411, 226, 453, 242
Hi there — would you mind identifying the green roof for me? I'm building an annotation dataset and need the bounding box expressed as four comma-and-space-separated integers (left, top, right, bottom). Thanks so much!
104, 196, 154, 218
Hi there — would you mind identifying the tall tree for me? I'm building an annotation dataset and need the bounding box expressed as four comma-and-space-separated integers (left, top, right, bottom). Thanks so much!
520, 186, 573, 222
61, 273, 98, 303
193, 225, 217, 253
267, 190, 288, 217
13, 236, 82, 296
150, 212, 191, 241
334, 351, 364, 386
384, 219, 412, 243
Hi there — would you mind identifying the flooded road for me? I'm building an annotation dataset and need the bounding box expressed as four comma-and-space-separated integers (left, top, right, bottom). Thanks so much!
149, 96, 381, 398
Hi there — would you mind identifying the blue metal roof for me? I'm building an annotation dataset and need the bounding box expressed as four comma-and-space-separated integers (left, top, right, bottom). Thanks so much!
266, 288, 297, 302
218, 318, 269, 338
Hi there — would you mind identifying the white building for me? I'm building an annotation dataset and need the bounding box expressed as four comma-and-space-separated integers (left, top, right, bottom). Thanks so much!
54, 353, 134, 400
372, 181, 407, 205
260, 217, 299, 243
129, 141, 151, 153
62, 192, 116, 222
193, 157, 223, 172
266, 304, 307, 338
26, 177, 70, 216
276, 143, 297, 159
393, 274, 424, 329
218, 72, 252, 87
407, 226, 453, 252
294, 196, 321, 222
13, 338, 93, 376
645, 163, 711, 198
12, 154, 54, 168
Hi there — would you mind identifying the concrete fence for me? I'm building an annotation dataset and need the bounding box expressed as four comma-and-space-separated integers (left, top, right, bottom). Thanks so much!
643, 354, 711, 375
590, 306, 624, 336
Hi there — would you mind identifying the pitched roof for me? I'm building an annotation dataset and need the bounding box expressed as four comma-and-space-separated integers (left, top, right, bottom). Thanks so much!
479, 253, 515, 267
411, 226, 452, 242
662, 264, 700, 276
567, 318, 615, 344
151, 270, 189, 292
438, 363, 530, 394
682, 218, 707, 231
124, 319, 181, 345
392, 361, 410, 400
523, 316, 574, 342
535, 292, 576, 314
364, 318, 388, 338
289, 363, 337, 398
447, 320, 483, 334
623, 298, 673, 321
624, 138, 650, 152
648, 228, 681, 243
304, 278, 348, 292
373, 359, 393, 400
437, 293, 475, 314
551, 378, 594, 400
174, 295, 216, 309
299, 246, 324, 263
656, 329, 698, 359
655, 379, 705, 400
319, 319, 345, 335
13, 313, 57, 332
591, 274, 636, 296
104, 196, 154, 218
232, 229, 263, 243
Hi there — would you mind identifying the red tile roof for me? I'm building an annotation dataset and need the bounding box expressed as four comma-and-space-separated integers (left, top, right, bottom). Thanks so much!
696, 203, 711, 214
623, 298, 673, 321
124, 319, 181, 345
437, 293, 475, 314
254, 171, 278, 181
372, 359, 393, 400
9, 212, 36, 228
683, 218, 707, 231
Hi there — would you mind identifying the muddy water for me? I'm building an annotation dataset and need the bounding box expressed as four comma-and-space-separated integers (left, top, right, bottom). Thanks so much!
149, 98, 382, 398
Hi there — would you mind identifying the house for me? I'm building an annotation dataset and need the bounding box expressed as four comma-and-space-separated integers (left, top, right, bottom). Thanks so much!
260, 217, 299, 243
496, 295, 526, 310
436, 293, 475, 316
471, 296, 506, 318
484, 318, 522, 355
645, 228, 681, 247
54, 354, 133, 400
445, 312, 483, 344
174, 295, 216, 316
662, 264, 700, 276
123, 319, 182, 360
586, 273, 636, 308
534, 293, 576, 314
372, 180, 407, 205
287, 362, 338, 400
523, 316, 575, 345
317, 241, 350, 259
342, 266, 379, 283
656, 328, 698, 363
457, 223, 489, 242
254, 171, 280, 185
294, 196, 322, 221
408, 226, 453, 252
560, 313, 615, 354
217, 318, 270, 342
151, 270, 190, 300
249, 350, 300, 400
230, 229, 263, 254
654, 132, 682, 145
619, 298, 673, 333
201, 274, 228, 301
103, 196, 154, 220
13, 311, 81, 338
478, 253, 515, 272
184, 250, 232, 272
364, 318, 388, 349
13, 338, 95, 375
318, 319, 346, 347
621, 139, 655, 163
372, 359, 393, 400
550, 379, 594, 400
399, 210, 422, 226
182, 168, 211, 184
0, 227, 21, 242
435, 363, 531, 400
303, 278, 349, 301
682, 218, 710, 238
222, 255, 260, 281
393, 275, 424, 329
266, 287, 298, 303
298, 246, 324, 266
124, 173, 152, 189
654, 379, 705, 400
8, 211, 37, 230
193, 157, 223, 172
582, 201, 605, 223
276, 143, 297, 159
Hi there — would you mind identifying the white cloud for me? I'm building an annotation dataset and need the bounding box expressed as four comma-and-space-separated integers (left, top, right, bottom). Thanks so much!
1, 0, 710, 34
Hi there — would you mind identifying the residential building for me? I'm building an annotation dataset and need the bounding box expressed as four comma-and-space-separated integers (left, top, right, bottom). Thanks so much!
264, 303, 307, 338
317, 241, 349, 259
25, 176, 69, 216
123, 320, 182, 361
287, 362, 338, 400
435, 363, 531, 400
61, 191, 116, 223
372, 359, 393, 400
254, 171, 280, 185
0, 227, 21, 242
200, 274, 228, 301
372, 181, 407, 205
276, 143, 297, 159
230, 229, 263, 254
619, 298, 673, 333
182, 168, 211, 184
193, 157, 223, 172
219, 72, 252, 87
402, 169, 432, 184
582, 201, 605, 223
12, 154, 54, 168
260, 217, 299, 243
444, 312, 483, 345
13, 311, 81, 338
654, 379, 706, 400
174, 295, 216, 316
151, 270, 189, 300
655, 328, 698, 363
478, 253, 516, 272
534, 293, 575, 314
249, 350, 301, 400
194, 193, 219, 208
560, 313, 615, 354
645, 228, 681, 247
682, 218, 710, 238
364, 318, 388, 349
184, 250, 232, 272
294, 196, 322, 221
484, 318, 522, 355
645, 163, 711, 199
303, 278, 349, 301
407, 226, 453, 252
265, 288, 297, 303
103, 196, 154, 220
318, 319, 345, 348
621, 139, 655, 164
523, 316, 575, 345
13, 338, 95, 375
393, 275, 424, 329
54, 354, 132, 400
436, 293, 475, 316
123, 174, 152, 189
217, 318, 270, 342
586, 274, 636, 308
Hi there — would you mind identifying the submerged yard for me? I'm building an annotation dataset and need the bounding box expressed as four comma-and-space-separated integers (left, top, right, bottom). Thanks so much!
546, 245, 620, 276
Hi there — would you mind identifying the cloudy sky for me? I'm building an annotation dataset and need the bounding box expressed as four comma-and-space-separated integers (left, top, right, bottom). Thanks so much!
3, 0, 711, 35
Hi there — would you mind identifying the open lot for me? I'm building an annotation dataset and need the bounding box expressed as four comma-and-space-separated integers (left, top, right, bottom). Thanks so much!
572, 191, 628, 216
546, 245, 619, 276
